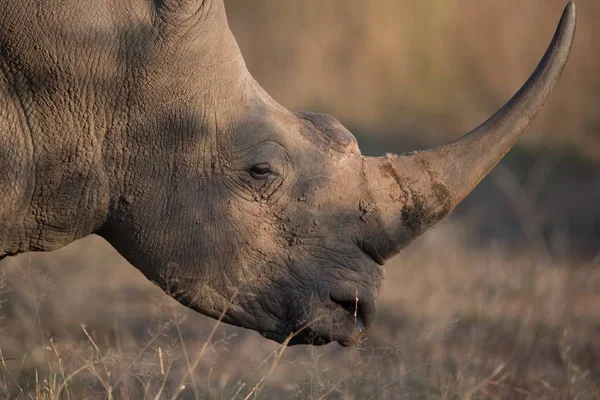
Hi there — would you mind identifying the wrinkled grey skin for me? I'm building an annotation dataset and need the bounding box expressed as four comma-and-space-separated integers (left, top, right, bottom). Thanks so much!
0, 0, 576, 346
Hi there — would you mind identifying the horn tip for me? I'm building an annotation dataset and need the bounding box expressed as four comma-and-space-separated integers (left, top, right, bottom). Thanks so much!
560, 1, 577, 56
564, 2, 577, 26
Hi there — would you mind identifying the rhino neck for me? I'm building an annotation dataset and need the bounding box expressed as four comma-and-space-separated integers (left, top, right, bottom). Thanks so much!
0, 63, 111, 259
0, 0, 242, 259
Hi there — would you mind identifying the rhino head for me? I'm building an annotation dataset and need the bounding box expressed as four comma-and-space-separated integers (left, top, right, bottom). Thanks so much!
0, 1, 576, 346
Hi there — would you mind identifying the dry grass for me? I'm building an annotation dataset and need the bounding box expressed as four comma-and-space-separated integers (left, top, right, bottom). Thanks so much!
0, 218, 598, 399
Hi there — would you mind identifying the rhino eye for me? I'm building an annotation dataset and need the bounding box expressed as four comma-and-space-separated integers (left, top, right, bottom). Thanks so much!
249, 163, 272, 180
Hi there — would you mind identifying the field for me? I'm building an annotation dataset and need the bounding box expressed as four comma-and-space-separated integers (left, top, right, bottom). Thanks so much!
1, 0, 599, 399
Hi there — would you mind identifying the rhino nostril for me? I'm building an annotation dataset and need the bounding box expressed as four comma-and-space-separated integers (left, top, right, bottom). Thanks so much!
331, 297, 368, 333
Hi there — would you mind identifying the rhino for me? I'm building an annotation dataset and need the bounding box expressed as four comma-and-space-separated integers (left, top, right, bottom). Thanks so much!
0, 0, 576, 346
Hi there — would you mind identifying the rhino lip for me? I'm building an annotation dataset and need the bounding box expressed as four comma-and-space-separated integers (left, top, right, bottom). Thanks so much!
277, 299, 371, 346
267, 327, 349, 346
288, 327, 360, 347
357, 239, 386, 265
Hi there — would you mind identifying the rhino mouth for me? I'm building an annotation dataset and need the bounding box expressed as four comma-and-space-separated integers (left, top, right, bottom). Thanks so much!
281, 326, 362, 347
276, 293, 375, 347
259, 290, 375, 347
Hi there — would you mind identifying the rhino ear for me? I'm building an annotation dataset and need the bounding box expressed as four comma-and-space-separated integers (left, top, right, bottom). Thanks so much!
153, 0, 225, 32
295, 112, 361, 155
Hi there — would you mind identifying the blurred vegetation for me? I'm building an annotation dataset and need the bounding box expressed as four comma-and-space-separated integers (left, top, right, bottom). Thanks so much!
227, 0, 599, 161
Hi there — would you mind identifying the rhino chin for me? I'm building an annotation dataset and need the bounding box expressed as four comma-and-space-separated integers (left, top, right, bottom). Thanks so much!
264, 328, 362, 347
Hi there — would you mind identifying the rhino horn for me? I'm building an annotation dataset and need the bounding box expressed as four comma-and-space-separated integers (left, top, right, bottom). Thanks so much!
367, 3, 576, 254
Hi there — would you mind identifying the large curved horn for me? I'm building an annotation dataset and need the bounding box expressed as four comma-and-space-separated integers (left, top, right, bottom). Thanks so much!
410, 2, 576, 206
365, 3, 576, 254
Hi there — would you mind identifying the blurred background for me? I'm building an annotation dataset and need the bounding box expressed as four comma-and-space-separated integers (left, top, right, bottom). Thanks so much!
1, 1, 599, 398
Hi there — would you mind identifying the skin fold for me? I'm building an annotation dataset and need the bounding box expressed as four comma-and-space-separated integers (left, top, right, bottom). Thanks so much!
0, 0, 576, 346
